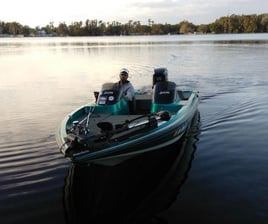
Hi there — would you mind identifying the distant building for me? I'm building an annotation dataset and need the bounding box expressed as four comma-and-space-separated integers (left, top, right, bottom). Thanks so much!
36, 30, 46, 37
0, 34, 12, 38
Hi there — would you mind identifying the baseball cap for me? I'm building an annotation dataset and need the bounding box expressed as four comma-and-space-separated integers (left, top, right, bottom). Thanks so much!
120, 68, 129, 75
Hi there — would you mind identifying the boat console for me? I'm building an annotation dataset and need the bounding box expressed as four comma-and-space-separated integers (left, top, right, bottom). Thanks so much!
97, 83, 122, 105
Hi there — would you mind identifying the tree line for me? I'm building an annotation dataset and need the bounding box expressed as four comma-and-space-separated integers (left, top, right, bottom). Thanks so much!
1, 13, 268, 37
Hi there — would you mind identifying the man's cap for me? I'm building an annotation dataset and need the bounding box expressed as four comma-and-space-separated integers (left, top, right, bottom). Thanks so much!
120, 68, 129, 75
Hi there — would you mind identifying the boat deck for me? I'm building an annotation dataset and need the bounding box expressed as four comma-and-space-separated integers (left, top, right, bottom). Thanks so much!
76, 113, 147, 135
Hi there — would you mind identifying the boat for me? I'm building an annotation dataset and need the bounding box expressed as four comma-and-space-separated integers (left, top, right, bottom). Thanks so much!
56, 68, 200, 165
63, 112, 200, 223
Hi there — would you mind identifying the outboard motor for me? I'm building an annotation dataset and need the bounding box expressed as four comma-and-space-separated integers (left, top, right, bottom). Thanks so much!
97, 83, 121, 105
152, 67, 168, 87
153, 81, 177, 104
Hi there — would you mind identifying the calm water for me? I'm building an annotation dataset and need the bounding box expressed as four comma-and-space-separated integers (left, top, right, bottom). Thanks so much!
1, 34, 268, 224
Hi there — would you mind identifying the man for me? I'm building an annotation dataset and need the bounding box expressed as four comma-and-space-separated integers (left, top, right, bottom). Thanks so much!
117, 68, 135, 101
113, 68, 135, 114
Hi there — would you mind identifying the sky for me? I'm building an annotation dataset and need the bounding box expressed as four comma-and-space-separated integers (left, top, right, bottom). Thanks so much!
1, 0, 268, 27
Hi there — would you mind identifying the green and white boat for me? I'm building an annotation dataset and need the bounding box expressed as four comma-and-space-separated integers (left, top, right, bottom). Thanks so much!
56, 68, 200, 165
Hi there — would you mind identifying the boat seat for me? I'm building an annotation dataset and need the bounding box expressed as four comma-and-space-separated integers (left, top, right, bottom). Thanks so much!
134, 94, 152, 114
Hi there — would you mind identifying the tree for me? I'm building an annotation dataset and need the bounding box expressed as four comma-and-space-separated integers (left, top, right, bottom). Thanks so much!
179, 20, 196, 34
197, 24, 210, 34
57, 22, 69, 36
68, 21, 83, 36
1, 13, 268, 36
209, 21, 223, 33
241, 15, 258, 33
44, 22, 55, 34
259, 13, 268, 32
6, 22, 23, 35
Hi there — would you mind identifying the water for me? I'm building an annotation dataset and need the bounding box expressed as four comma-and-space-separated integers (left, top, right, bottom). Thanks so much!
1, 34, 268, 223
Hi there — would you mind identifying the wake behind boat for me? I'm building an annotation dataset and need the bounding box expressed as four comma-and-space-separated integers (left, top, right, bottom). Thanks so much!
56, 68, 200, 165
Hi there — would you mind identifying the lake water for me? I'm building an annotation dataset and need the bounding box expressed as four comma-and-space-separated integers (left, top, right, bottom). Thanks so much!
1, 34, 268, 224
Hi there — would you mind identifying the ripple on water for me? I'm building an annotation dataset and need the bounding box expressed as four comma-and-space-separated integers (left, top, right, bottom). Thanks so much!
0, 136, 69, 207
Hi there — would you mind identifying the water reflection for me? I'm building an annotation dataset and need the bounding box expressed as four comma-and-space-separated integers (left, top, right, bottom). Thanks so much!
63, 112, 200, 224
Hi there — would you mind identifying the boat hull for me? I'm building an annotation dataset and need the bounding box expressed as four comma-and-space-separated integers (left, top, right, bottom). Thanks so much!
56, 90, 200, 165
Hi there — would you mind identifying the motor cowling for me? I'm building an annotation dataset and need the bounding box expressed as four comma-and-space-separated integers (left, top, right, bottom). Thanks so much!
153, 81, 176, 104
152, 68, 168, 87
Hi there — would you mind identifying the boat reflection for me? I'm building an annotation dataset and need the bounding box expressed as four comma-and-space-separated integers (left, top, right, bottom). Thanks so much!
63, 111, 200, 224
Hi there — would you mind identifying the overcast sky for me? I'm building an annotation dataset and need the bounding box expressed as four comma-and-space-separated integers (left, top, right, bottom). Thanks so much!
2, 0, 268, 27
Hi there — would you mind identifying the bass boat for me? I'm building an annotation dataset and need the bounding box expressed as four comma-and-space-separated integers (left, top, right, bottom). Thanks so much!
56, 68, 200, 165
